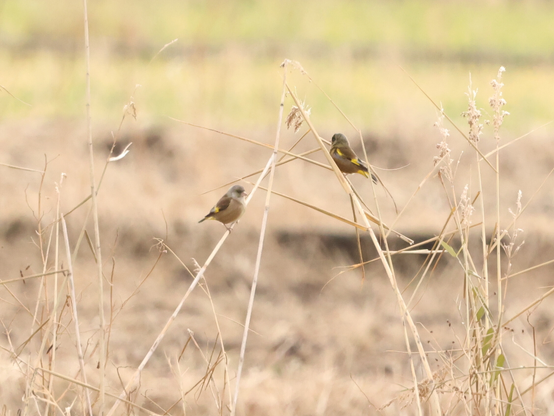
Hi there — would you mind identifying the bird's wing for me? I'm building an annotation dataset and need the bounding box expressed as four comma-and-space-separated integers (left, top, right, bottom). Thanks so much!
334, 147, 365, 166
212, 195, 232, 214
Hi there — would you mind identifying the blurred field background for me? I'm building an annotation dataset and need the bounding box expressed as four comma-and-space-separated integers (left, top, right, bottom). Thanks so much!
2, 0, 554, 415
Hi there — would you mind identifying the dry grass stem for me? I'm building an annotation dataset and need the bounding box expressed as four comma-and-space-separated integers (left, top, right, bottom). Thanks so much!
0, 83, 32, 106
231, 61, 288, 415
61, 215, 93, 415
0, 270, 68, 286
81, 0, 107, 413
0, 162, 45, 173
203, 130, 318, 195
285, 75, 442, 416
106, 149, 277, 416
482, 120, 553, 159
170, 118, 332, 172
251, 183, 367, 230
204, 145, 320, 195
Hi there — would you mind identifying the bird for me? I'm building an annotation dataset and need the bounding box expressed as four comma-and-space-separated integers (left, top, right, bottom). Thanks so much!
330, 133, 377, 183
199, 185, 248, 230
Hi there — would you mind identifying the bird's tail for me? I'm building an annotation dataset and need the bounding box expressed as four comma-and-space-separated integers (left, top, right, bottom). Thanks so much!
358, 164, 378, 184
359, 169, 370, 179
199, 214, 215, 223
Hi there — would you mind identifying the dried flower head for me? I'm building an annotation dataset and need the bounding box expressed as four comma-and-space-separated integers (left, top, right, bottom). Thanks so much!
508, 190, 523, 219
392, 367, 448, 410
461, 75, 483, 143
459, 184, 474, 227
489, 66, 510, 141
281, 59, 308, 76
433, 108, 453, 180
501, 190, 525, 277
285, 101, 311, 133
123, 101, 137, 121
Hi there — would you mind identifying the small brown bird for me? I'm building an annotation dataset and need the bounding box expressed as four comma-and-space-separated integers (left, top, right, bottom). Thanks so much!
330, 133, 377, 183
199, 185, 248, 230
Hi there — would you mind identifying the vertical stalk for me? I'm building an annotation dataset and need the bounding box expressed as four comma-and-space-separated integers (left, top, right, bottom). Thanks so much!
231, 62, 287, 416
494, 143, 502, 415
62, 215, 94, 416
82, 0, 106, 413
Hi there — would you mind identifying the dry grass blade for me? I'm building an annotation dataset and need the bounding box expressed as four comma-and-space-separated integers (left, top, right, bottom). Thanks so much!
202, 129, 319, 195
249, 183, 367, 230
482, 120, 553, 159
325, 223, 482, 290
520, 371, 554, 396
202, 146, 321, 195
149, 38, 178, 64
363, 211, 414, 244
15, 319, 50, 358
0, 270, 68, 286
253, 180, 412, 245
0, 83, 32, 106
502, 259, 554, 281
502, 286, 554, 328
170, 118, 332, 171
186, 331, 224, 404
0, 162, 44, 173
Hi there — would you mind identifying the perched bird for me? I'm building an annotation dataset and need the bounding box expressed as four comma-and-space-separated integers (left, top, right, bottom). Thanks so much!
199, 185, 248, 230
330, 133, 377, 183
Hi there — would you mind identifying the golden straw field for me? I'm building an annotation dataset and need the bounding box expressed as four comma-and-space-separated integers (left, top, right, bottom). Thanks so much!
2, 1, 554, 415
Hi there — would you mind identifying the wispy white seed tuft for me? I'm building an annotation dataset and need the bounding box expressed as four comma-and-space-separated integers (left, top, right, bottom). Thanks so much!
461, 74, 483, 144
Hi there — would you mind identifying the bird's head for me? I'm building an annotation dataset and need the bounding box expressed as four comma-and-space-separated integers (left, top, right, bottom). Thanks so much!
331, 133, 349, 147
229, 185, 247, 199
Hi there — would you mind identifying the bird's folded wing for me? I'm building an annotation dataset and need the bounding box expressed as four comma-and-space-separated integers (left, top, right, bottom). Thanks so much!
213, 195, 232, 213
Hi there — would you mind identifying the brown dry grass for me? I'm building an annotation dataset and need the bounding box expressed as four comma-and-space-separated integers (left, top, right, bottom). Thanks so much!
3, 2, 554, 412
2, 58, 554, 416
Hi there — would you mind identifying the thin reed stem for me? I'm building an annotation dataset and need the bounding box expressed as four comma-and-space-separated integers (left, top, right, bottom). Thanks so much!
82, 0, 106, 413
61, 215, 94, 416
106, 151, 276, 416
231, 61, 287, 415
286, 78, 442, 416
